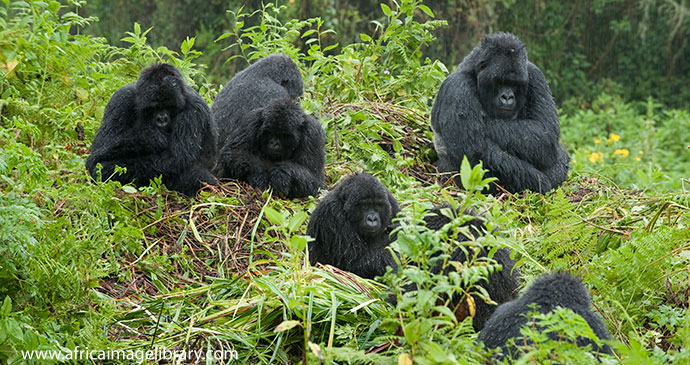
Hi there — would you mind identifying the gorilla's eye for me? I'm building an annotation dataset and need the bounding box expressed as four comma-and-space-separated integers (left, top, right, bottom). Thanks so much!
478, 60, 488, 70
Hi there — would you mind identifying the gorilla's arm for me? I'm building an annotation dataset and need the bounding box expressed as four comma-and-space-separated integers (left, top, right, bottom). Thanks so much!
431, 71, 553, 193
345, 244, 398, 279
215, 110, 273, 189
86, 86, 167, 183
163, 91, 218, 191
270, 116, 326, 198
485, 63, 562, 169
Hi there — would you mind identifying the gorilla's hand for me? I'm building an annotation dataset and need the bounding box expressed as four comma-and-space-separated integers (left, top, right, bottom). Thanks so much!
270, 164, 293, 197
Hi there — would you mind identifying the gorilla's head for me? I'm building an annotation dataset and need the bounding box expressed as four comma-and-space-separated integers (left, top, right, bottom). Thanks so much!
135, 64, 187, 131
335, 173, 400, 240
472, 33, 528, 119
256, 98, 304, 161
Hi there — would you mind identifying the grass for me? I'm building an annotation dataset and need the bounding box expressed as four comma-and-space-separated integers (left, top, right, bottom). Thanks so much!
0, 0, 689, 363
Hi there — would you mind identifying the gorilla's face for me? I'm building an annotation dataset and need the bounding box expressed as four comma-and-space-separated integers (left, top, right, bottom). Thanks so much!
259, 130, 298, 161
135, 64, 187, 132
336, 175, 395, 241
352, 198, 390, 238
475, 40, 528, 120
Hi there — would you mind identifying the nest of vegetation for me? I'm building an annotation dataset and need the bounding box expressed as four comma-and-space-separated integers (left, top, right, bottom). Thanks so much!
325, 101, 447, 187
98, 181, 274, 300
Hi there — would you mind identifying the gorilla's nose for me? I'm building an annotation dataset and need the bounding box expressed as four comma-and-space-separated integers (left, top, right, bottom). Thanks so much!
365, 213, 380, 227
500, 91, 515, 107
156, 112, 170, 128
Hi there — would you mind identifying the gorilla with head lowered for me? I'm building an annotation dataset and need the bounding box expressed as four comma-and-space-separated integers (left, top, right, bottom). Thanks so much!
307, 173, 519, 330
431, 33, 569, 194
85, 63, 217, 196
478, 272, 613, 359
212, 54, 325, 198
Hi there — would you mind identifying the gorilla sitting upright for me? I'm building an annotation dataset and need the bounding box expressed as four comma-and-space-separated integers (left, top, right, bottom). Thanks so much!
307, 173, 400, 279
307, 172, 519, 330
478, 272, 613, 359
431, 32, 569, 194
86, 63, 217, 196
212, 55, 326, 198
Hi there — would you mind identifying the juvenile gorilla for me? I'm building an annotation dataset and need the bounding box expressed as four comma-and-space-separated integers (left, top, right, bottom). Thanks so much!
478, 272, 612, 359
215, 98, 326, 198
212, 55, 325, 198
85, 63, 217, 196
307, 173, 400, 279
431, 32, 569, 194
307, 173, 519, 330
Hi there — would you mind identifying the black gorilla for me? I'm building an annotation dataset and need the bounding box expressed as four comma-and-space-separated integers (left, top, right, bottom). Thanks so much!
478, 272, 612, 359
431, 32, 569, 194
307, 173, 519, 330
215, 98, 326, 198
307, 173, 400, 279
212, 55, 325, 198
85, 63, 217, 196
212, 54, 304, 148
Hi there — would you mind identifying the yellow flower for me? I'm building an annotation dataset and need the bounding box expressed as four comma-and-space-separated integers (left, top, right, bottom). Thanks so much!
608, 133, 621, 144
613, 148, 629, 158
594, 138, 602, 144
589, 152, 604, 163
638, 150, 644, 155
634, 156, 641, 161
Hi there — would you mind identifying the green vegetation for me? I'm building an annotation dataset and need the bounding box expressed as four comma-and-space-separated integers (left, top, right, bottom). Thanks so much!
0, 0, 688, 363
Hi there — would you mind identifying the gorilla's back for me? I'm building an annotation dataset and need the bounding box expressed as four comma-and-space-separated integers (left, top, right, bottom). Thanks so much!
212, 54, 304, 146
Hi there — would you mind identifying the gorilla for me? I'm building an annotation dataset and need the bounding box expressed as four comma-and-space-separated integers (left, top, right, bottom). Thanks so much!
212, 55, 325, 198
431, 32, 569, 194
214, 98, 326, 198
85, 63, 217, 196
478, 272, 613, 359
307, 173, 519, 330
307, 173, 400, 279
212, 54, 304, 148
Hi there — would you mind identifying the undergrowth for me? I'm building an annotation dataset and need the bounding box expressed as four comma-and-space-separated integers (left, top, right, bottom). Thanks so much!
0, 0, 688, 363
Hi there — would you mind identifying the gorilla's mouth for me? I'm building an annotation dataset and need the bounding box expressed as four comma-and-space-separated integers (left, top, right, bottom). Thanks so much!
495, 107, 517, 119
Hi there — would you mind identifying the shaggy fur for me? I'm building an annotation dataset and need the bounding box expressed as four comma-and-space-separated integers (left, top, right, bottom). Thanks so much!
212, 55, 324, 198
307, 173, 400, 278
431, 32, 569, 194
212, 54, 304, 148
307, 174, 519, 330
215, 98, 326, 198
85, 63, 217, 196
478, 272, 613, 359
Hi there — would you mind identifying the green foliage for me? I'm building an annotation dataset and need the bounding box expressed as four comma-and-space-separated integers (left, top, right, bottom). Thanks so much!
502, 307, 616, 363
1, 0, 689, 363
562, 93, 690, 190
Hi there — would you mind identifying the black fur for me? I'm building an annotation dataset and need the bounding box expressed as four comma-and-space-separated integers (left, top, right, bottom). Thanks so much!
212, 54, 304, 148
307, 174, 519, 330
478, 272, 613, 359
212, 55, 325, 198
215, 98, 326, 198
307, 173, 400, 279
85, 63, 217, 196
431, 32, 569, 194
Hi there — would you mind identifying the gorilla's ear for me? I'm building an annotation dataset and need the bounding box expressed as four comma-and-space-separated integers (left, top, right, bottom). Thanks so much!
387, 190, 400, 216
